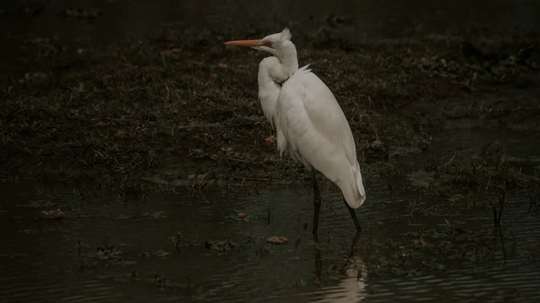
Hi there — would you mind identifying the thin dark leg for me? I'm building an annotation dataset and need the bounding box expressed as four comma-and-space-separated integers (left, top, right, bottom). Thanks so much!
349, 232, 361, 257
343, 196, 362, 232
312, 169, 321, 235
314, 246, 322, 282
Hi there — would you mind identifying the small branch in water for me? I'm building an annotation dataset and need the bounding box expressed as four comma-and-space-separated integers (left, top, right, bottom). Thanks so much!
485, 173, 492, 193
489, 186, 507, 263
497, 191, 505, 226
171, 236, 180, 253
508, 230, 518, 258
295, 234, 303, 249
489, 191, 505, 227
267, 208, 272, 225
409, 199, 417, 217
491, 202, 498, 227
529, 191, 538, 211
172, 231, 190, 253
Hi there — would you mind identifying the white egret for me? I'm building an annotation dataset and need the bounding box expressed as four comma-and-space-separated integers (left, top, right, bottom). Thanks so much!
225, 28, 366, 234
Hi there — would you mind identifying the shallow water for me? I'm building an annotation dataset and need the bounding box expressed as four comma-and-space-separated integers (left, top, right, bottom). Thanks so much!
1, 152, 539, 302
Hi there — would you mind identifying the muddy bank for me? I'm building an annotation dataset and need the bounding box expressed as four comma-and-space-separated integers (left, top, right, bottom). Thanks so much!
1, 24, 540, 197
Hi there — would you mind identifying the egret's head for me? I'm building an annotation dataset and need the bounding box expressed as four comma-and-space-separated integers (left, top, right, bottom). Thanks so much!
224, 28, 292, 56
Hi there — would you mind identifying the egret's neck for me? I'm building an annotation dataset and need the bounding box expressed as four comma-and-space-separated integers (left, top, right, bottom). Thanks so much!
277, 45, 299, 80
256, 42, 299, 127
257, 57, 282, 127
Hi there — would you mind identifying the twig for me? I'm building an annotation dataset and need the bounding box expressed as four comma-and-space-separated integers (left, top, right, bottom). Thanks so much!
440, 152, 456, 167
497, 191, 505, 225
267, 208, 272, 225
232, 176, 272, 181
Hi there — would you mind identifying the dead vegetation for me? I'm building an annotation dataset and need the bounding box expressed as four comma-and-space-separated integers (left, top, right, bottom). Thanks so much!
1, 26, 539, 190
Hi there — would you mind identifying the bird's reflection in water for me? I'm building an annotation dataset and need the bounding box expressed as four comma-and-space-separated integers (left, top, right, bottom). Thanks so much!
312, 232, 367, 303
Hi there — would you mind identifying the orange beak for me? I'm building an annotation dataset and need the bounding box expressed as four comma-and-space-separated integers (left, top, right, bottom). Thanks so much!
224, 39, 273, 48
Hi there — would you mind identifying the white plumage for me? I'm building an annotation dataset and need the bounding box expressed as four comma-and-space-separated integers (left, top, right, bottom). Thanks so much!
225, 28, 366, 234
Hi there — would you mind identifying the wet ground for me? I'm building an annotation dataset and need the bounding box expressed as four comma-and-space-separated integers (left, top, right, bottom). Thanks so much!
2, 152, 540, 302
1, 0, 540, 302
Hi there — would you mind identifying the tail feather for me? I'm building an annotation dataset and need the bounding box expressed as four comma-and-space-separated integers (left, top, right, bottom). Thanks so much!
355, 162, 366, 206
341, 162, 366, 209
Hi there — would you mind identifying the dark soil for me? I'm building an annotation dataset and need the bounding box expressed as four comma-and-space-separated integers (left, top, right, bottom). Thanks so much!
1, 25, 539, 196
